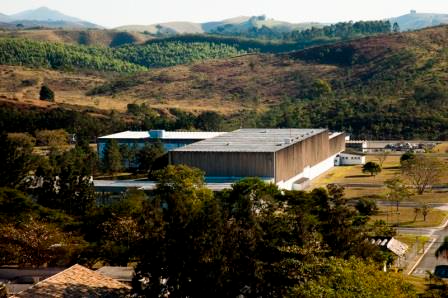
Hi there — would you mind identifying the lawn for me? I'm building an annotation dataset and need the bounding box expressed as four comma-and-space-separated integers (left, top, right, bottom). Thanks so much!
344, 188, 448, 204
370, 206, 448, 228
344, 187, 387, 198
311, 155, 401, 187
433, 142, 448, 154
311, 153, 448, 203
395, 234, 430, 252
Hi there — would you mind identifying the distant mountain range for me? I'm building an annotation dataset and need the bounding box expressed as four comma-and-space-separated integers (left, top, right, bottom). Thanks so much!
115, 15, 324, 35
389, 10, 448, 31
0, 7, 447, 33
0, 7, 101, 29
116, 11, 448, 35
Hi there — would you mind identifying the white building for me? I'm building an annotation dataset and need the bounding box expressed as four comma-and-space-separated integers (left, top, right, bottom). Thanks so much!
335, 151, 366, 166
97, 129, 225, 161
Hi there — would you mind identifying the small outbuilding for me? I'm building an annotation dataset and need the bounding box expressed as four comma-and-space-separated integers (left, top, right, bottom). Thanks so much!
335, 151, 366, 166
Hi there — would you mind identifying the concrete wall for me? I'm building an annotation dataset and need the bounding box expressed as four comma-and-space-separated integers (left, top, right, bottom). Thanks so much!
170, 151, 275, 178
277, 153, 338, 190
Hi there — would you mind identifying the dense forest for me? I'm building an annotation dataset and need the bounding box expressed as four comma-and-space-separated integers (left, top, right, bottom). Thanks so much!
0, 38, 146, 73
0, 38, 247, 72
112, 40, 246, 67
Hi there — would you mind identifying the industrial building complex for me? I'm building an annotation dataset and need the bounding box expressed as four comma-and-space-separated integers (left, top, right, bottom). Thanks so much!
96, 128, 346, 191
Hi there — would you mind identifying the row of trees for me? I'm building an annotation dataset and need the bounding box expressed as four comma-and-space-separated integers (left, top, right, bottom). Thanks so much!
101, 139, 165, 175
208, 20, 393, 42
286, 21, 393, 41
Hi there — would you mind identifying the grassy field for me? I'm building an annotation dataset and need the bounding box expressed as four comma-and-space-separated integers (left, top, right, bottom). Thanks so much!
311, 153, 448, 203
395, 234, 430, 251
370, 206, 448, 228
311, 155, 401, 187
433, 142, 448, 153
344, 188, 448, 204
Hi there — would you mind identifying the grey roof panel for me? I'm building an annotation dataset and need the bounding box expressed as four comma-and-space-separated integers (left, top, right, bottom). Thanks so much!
172, 128, 327, 153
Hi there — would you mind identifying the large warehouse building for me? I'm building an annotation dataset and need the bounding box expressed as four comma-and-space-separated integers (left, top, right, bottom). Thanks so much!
170, 129, 345, 190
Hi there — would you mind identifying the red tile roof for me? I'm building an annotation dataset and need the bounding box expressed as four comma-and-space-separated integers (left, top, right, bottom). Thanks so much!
12, 264, 131, 297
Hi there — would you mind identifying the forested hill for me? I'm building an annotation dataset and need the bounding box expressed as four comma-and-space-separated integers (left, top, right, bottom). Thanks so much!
2, 25, 448, 139
0, 20, 395, 73
83, 25, 448, 139
0, 38, 247, 72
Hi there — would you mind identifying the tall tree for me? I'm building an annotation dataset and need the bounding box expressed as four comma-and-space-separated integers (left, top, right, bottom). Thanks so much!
102, 139, 123, 174
133, 165, 223, 297
0, 133, 37, 188
136, 141, 165, 174
401, 155, 445, 194
377, 151, 390, 168
385, 178, 411, 212
34, 146, 96, 216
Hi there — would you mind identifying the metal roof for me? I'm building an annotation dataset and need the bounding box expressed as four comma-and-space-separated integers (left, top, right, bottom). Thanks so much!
172, 128, 327, 153
98, 130, 225, 140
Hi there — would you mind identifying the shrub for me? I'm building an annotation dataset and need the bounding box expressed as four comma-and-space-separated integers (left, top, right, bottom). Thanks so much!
39, 85, 55, 102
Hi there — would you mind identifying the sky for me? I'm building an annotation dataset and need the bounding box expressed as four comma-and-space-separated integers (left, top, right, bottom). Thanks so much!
1, 0, 448, 28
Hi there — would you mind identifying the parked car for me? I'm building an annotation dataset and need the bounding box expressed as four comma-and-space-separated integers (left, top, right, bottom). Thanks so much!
434, 265, 448, 278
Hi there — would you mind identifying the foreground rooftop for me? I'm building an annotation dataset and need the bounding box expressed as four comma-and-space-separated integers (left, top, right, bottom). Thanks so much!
12, 264, 130, 298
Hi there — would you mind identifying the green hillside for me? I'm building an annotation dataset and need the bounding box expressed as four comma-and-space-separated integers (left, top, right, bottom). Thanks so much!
0, 38, 247, 72
113, 41, 247, 67
83, 25, 448, 139
0, 38, 145, 72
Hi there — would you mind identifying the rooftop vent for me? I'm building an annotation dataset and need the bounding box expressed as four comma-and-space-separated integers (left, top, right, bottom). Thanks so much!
284, 138, 293, 144
149, 130, 166, 138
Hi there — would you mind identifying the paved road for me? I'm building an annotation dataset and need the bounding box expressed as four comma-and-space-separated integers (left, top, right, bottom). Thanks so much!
394, 206, 448, 277
410, 227, 448, 277
381, 203, 448, 276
